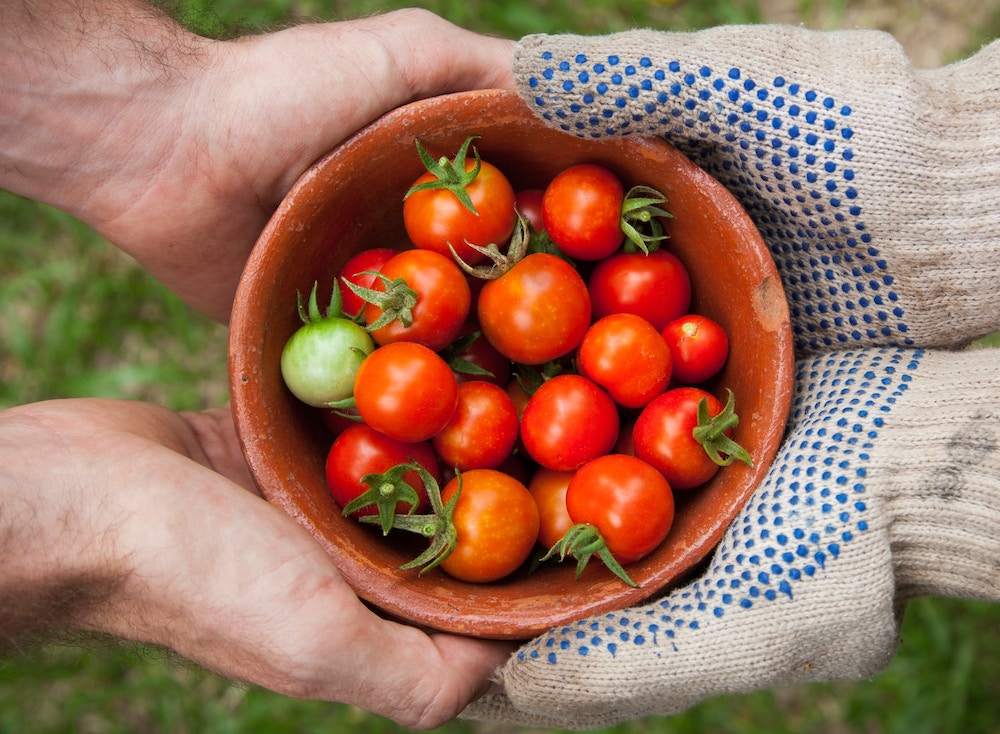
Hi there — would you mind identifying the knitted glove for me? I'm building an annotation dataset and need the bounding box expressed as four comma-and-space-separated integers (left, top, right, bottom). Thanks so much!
516, 25, 1000, 354
463, 25, 1000, 729
469, 346, 1000, 728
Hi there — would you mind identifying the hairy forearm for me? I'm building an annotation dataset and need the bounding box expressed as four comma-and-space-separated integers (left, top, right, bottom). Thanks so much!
0, 405, 127, 642
0, 0, 208, 218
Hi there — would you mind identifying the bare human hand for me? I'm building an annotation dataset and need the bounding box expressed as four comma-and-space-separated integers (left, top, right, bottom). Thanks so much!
0, 399, 514, 729
0, 2, 515, 322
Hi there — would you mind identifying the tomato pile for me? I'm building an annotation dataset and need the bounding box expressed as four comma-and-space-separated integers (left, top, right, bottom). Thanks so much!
280, 136, 751, 587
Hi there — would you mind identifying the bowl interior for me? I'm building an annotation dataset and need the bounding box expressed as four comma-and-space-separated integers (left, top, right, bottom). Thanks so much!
229, 89, 793, 640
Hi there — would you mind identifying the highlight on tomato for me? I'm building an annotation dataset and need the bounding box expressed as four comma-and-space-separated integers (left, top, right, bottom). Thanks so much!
476, 252, 591, 365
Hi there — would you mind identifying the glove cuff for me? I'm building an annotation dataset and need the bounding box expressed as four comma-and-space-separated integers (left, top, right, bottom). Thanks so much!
880, 348, 1000, 601
514, 27, 1000, 351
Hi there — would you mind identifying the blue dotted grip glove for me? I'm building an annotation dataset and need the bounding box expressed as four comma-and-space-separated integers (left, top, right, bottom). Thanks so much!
463, 25, 1000, 729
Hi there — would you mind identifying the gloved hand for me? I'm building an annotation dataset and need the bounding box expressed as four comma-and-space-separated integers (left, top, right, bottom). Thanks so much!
464, 24, 1000, 729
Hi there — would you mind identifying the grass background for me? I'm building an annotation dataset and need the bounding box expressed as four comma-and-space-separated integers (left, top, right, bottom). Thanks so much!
3, 0, 1000, 732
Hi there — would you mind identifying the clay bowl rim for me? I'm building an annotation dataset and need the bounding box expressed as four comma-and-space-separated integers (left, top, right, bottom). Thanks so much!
229, 88, 794, 640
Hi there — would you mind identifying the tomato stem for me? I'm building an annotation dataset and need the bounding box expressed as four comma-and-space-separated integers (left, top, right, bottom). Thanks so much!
439, 331, 498, 379
543, 523, 638, 587
404, 136, 483, 215
692, 388, 754, 467
449, 211, 530, 280
342, 462, 424, 535
342, 271, 419, 332
297, 280, 346, 324
358, 462, 460, 575
620, 185, 674, 254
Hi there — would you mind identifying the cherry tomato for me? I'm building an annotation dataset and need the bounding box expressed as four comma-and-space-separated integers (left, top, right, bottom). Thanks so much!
361, 249, 471, 352
576, 313, 672, 408
520, 374, 619, 471
353, 342, 458, 443
403, 150, 516, 266
338, 247, 397, 318
280, 284, 374, 408
439, 469, 540, 583
565, 454, 674, 564
325, 423, 438, 517
632, 387, 725, 490
528, 468, 576, 550
542, 164, 625, 260
432, 381, 520, 471
514, 188, 546, 233
588, 250, 692, 330
477, 253, 591, 365
661, 314, 730, 384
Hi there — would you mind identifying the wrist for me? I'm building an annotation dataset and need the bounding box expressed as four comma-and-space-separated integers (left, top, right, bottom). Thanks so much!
879, 348, 1000, 601
0, 402, 128, 639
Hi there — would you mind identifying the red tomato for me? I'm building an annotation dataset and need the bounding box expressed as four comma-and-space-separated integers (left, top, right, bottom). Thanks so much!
477, 253, 591, 365
576, 313, 672, 408
361, 249, 471, 352
588, 250, 692, 330
338, 247, 397, 317
542, 164, 625, 260
520, 374, 619, 471
353, 342, 458, 443
565, 454, 674, 564
439, 469, 540, 583
528, 468, 576, 550
325, 423, 438, 517
632, 387, 725, 490
661, 314, 730, 384
432, 381, 520, 471
403, 156, 516, 266
514, 188, 546, 233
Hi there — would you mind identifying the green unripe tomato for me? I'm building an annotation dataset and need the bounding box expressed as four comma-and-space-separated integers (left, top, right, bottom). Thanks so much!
280, 317, 374, 407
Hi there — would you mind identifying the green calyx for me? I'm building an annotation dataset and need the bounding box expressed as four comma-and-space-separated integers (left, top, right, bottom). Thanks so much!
692, 388, 755, 467
342, 271, 418, 332
542, 523, 638, 587
620, 185, 674, 254
297, 279, 345, 324
359, 462, 460, 576
342, 462, 425, 536
449, 211, 530, 280
404, 136, 483, 215
439, 330, 497, 380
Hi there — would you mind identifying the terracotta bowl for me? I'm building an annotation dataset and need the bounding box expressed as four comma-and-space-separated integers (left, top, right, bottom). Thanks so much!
229, 89, 793, 640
